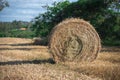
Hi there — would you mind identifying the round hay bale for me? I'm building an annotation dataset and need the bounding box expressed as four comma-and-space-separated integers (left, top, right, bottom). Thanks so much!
49, 18, 101, 63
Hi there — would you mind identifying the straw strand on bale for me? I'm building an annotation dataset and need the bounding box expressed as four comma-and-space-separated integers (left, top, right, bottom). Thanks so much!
49, 18, 101, 63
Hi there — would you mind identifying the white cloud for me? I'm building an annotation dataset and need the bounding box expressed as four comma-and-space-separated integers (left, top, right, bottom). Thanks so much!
0, 15, 33, 18
8, 0, 55, 6
1, 15, 25, 19
19, 10, 44, 14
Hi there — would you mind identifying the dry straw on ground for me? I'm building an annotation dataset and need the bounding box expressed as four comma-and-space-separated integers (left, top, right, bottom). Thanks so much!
49, 18, 101, 63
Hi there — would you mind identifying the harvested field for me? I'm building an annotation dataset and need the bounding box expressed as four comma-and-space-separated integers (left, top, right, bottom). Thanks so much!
0, 37, 120, 80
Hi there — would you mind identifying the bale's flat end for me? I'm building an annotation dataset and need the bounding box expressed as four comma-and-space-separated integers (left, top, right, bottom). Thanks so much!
49, 18, 101, 63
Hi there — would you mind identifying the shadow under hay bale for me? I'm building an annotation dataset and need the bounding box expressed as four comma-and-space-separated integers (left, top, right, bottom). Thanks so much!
49, 18, 101, 63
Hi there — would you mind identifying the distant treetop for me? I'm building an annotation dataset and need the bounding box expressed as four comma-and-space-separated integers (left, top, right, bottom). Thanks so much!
0, 0, 9, 11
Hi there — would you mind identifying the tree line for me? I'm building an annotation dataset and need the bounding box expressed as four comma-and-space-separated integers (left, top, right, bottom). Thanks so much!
0, 21, 34, 38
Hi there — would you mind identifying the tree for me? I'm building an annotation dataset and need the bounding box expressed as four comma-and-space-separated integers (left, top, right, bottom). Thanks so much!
0, 0, 9, 11
31, 0, 120, 45
31, 0, 70, 37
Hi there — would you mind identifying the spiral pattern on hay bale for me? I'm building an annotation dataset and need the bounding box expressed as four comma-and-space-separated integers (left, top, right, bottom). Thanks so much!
49, 18, 101, 63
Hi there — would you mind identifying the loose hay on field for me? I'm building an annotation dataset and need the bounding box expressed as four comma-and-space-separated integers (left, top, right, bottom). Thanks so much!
0, 64, 101, 80
49, 18, 101, 63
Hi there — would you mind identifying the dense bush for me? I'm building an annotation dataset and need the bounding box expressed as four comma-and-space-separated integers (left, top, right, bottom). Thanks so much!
0, 32, 6, 37
8, 29, 35, 38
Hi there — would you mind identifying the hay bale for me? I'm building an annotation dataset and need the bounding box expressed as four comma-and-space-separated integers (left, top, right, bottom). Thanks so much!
33, 37, 47, 45
49, 18, 101, 63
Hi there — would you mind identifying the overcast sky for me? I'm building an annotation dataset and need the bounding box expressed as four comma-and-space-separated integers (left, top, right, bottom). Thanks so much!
0, 0, 77, 22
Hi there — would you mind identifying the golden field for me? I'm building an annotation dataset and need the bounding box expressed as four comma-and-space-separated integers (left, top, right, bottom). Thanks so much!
0, 38, 120, 80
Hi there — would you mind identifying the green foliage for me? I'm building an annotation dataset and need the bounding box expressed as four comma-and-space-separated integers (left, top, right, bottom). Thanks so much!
31, 0, 70, 37
100, 13, 120, 46
0, 32, 6, 37
0, 21, 29, 32
9, 29, 35, 38
31, 0, 120, 46
0, 21, 34, 38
